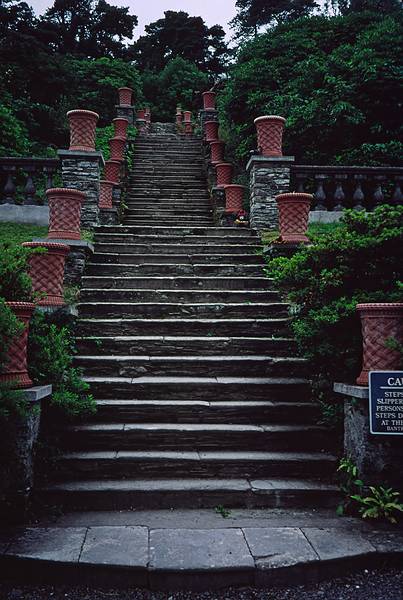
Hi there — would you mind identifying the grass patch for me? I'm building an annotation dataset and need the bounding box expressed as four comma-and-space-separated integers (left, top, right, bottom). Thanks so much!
260, 221, 342, 244
0, 222, 47, 247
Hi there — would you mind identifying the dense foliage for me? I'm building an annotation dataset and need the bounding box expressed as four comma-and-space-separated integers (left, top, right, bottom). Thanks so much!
265, 205, 403, 385
219, 10, 403, 166
28, 312, 96, 418
142, 57, 209, 122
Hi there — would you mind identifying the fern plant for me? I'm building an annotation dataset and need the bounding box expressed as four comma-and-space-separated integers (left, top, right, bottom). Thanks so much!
351, 487, 403, 524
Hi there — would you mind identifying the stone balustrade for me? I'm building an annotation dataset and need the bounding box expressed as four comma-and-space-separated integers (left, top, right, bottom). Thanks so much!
291, 165, 403, 211
0, 157, 59, 205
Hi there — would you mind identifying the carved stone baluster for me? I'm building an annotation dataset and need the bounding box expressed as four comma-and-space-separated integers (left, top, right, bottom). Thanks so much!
352, 175, 366, 211
372, 176, 385, 208
313, 174, 327, 210
23, 166, 37, 205
2, 167, 16, 204
391, 176, 402, 206
295, 172, 306, 193
333, 174, 347, 211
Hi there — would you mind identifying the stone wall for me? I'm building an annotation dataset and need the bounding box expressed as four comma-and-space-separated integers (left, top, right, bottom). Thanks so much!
247, 156, 294, 232
58, 150, 104, 230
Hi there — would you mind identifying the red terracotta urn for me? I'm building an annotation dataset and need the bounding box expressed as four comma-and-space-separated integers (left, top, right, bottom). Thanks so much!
112, 117, 129, 139
254, 115, 286, 157
46, 187, 85, 240
67, 109, 99, 152
356, 303, 403, 386
210, 141, 225, 165
275, 192, 312, 243
137, 109, 146, 120
104, 160, 121, 185
109, 136, 126, 162
202, 91, 216, 111
224, 185, 245, 213
118, 87, 133, 106
205, 121, 219, 143
176, 112, 183, 126
183, 111, 192, 123
185, 122, 193, 136
22, 242, 70, 307
99, 180, 114, 209
0, 302, 36, 388
216, 163, 233, 187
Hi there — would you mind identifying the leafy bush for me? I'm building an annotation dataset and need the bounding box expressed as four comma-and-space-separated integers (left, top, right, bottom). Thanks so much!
28, 312, 96, 419
0, 103, 31, 156
265, 205, 403, 385
142, 57, 209, 122
219, 12, 403, 166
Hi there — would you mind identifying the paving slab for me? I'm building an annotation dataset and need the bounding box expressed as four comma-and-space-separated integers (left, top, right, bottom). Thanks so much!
365, 529, 403, 554
149, 528, 254, 571
6, 528, 86, 562
79, 526, 148, 567
302, 527, 376, 560
243, 527, 318, 569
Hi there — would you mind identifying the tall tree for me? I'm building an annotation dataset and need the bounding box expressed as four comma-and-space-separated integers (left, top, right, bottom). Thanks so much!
38, 0, 137, 58
130, 11, 229, 77
231, 0, 319, 37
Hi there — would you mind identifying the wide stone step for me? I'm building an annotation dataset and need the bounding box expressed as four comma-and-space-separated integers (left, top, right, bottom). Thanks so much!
83, 376, 311, 401
95, 226, 256, 237
76, 317, 292, 337
38, 477, 340, 510
92, 399, 317, 424
124, 213, 213, 226
54, 449, 336, 480
77, 301, 288, 319
61, 423, 329, 452
80, 290, 278, 304
125, 208, 212, 216
125, 202, 211, 209
92, 241, 260, 253
85, 263, 264, 277
75, 335, 297, 357
90, 251, 262, 265
81, 275, 270, 290
75, 355, 308, 378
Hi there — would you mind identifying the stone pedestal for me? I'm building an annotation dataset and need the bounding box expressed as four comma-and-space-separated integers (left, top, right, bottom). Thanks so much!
58, 150, 104, 231
199, 109, 218, 136
211, 186, 225, 226
0, 385, 52, 521
99, 207, 119, 225
34, 238, 94, 287
246, 155, 294, 232
116, 105, 135, 126
334, 383, 403, 488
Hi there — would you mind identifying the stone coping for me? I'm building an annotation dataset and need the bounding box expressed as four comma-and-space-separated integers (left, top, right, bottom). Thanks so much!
334, 382, 369, 399
33, 238, 94, 253
1, 516, 402, 590
58, 149, 105, 167
0, 204, 49, 226
246, 155, 295, 172
20, 384, 52, 403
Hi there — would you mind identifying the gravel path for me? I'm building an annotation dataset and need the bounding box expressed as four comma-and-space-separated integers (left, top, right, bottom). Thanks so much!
1, 568, 403, 600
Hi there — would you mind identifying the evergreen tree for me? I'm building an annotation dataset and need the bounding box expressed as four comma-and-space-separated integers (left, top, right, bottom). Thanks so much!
231, 0, 319, 37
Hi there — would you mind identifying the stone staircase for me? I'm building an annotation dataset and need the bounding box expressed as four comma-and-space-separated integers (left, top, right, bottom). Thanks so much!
39, 126, 339, 510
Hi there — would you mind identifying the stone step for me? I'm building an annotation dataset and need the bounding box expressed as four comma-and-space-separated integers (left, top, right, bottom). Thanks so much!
92, 399, 318, 424
76, 317, 292, 337
77, 301, 288, 319
80, 290, 278, 304
125, 208, 212, 216
90, 251, 262, 265
54, 449, 336, 480
92, 241, 260, 252
124, 214, 213, 225
95, 226, 256, 237
74, 355, 308, 379
83, 376, 311, 402
85, 263, 264, 277
75, 335, 297, 357
61, 423, 329, 452
81, 276, 270, 290
125, 202, 211, 209
38, 477, 339, 510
